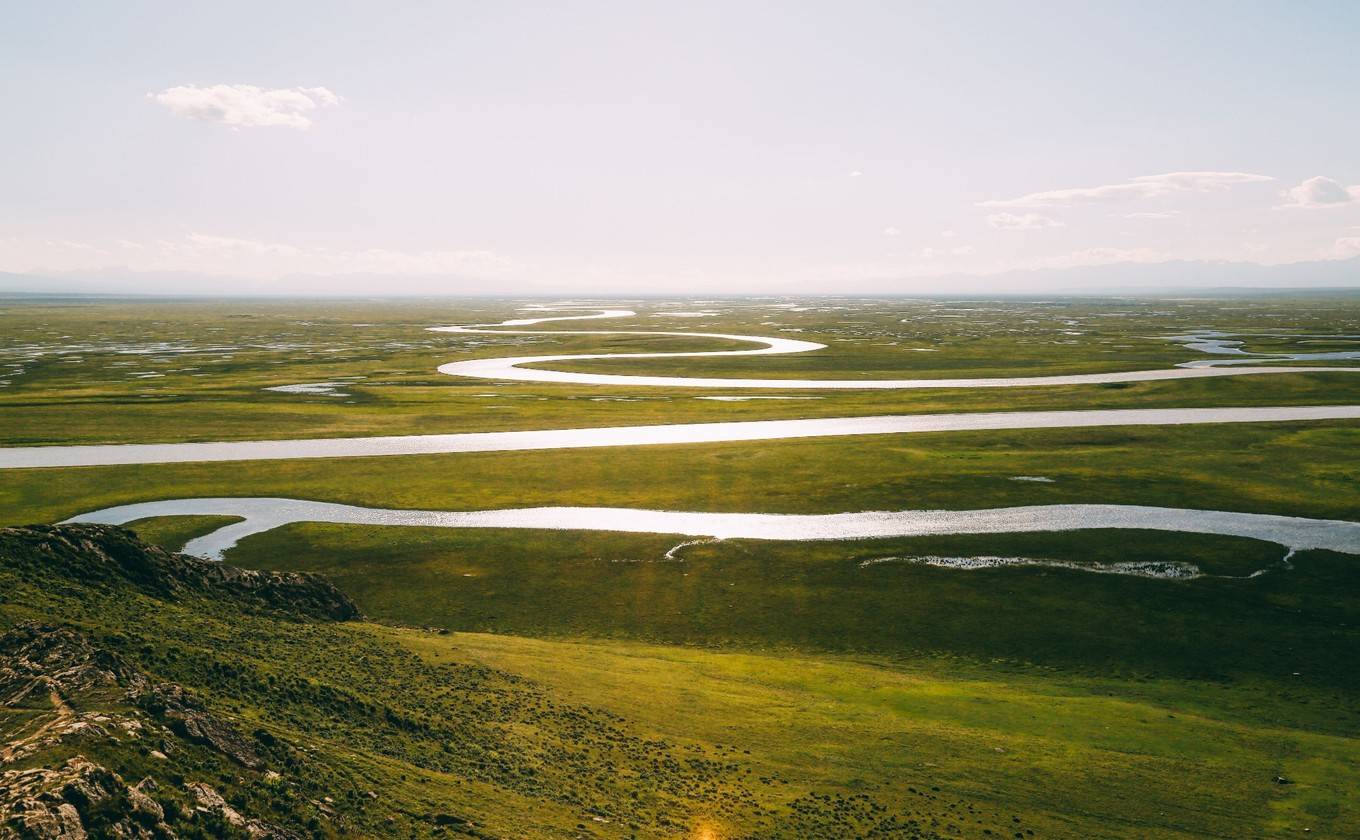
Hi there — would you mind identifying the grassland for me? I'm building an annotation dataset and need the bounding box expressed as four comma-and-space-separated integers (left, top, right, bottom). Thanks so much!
4, 526, 1357, 838
3, 294, 1359, 838
227, 525, 1359, 696
429, 632, 1360, 838
2, 295, 1358, 446
5, 422, 1357, 526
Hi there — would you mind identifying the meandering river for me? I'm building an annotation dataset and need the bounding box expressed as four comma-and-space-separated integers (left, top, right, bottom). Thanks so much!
432, 309, 1360, 389
65, 497, 1360, 561
36, 308, 1360, 569
4, 405, 1359, 468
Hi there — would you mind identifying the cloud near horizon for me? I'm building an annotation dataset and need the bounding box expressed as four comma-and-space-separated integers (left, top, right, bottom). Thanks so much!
987, 212, 1064, 230
149, 84, 342, 129
979, 171, 1274, 209
1278, 176, 1360, 209
1015, 246, 1169, 272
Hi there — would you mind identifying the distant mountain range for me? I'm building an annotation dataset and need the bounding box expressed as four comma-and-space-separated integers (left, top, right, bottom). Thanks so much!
938, 256, 1360, 295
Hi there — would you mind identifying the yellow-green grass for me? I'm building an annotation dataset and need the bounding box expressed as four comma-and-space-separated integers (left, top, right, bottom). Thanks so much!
224, 523, 1360, 702
388, 627, 1360, 838
5, 374, 1358, 448
12, 524, 1353, 837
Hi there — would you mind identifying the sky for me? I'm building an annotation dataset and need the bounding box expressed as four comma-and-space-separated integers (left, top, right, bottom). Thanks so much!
2, 1, 1359, 295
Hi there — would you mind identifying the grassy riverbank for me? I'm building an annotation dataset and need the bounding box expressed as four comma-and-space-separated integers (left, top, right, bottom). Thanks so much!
223, 524, 1359, 695
6, 421, 1358, 525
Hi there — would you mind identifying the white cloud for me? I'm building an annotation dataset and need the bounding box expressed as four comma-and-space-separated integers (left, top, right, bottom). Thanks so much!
1278, 176, 1360, 209
1125, 211, 1179, 219
987, 212, 1064, 230
1334, 236, 1360, 258
979, 171, 1273, 208
882, 226, 902, 237
149, 84, 342, 129
848, 170, 863, 178
44, 239, 99, 252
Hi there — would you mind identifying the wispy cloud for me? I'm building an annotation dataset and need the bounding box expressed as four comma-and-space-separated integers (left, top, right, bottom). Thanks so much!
1, 233, 509, 278
979, 171, 1273, 208
1278, 176, 1360, 209
175, 233, 507, 274
149, 84, 342, 129
987, 212, 1064, 230
1032, 247, 1168, 270
1124, 211, 1179, 219
916, 244, 974, 259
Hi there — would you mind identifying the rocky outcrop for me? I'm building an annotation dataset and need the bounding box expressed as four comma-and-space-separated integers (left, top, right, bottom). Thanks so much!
0, 525, 360, 621
1, 756, 173, 839
1, 624, 150, 766
0, 623, 148, 708
0, 527, 357, 838
1, 624, 301, 838
183, 782, 300, 839
1, 756, 301, 839
1, 623, 264, 769
137, 684, 263, 770
189, 560, 362, 622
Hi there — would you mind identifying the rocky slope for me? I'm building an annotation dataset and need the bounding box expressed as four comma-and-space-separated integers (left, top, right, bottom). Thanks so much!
0, 525, 359, 621
1, 525, 357, 839
1, 524, 1024, 839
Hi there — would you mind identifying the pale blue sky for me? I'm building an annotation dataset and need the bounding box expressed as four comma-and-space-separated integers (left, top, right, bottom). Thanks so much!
3, 1, 1359, 293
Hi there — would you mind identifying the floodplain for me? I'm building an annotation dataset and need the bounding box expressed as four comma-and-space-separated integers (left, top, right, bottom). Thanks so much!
3, 293, 1359, 838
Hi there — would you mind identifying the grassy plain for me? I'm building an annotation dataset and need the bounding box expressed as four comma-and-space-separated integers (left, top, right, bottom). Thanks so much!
3, 294, 1359, 837
2, 295, 1359, 445
5, 422, 1358, 526
228, 525, 1359, 695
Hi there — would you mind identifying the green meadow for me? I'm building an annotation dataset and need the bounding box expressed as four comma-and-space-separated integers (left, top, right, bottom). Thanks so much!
10, 531, 1354, 839
3, 294, 1359, 838
3, 296, 1358, 446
